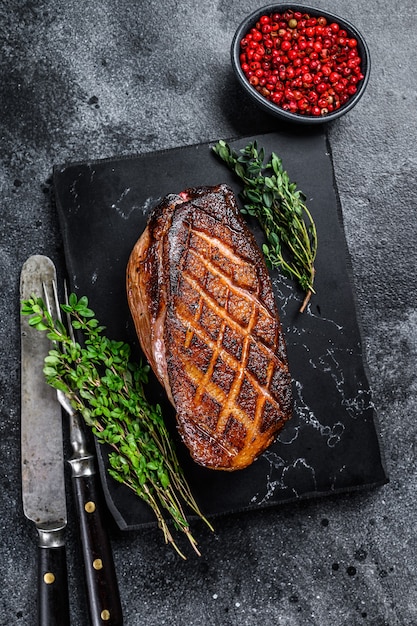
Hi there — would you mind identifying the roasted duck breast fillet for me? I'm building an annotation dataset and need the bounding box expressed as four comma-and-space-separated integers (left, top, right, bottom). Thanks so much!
127, 184, 293, 470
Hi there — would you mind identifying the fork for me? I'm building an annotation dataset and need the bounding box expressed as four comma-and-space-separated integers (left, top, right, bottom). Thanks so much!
44, 279, 123, 626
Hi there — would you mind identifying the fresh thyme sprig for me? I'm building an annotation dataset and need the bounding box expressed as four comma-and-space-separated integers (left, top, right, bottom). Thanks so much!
212, 140, 318, 312
21, 293, 213, 558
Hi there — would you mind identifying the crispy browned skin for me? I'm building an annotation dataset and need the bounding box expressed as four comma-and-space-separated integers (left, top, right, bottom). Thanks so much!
127, 184, 292, 470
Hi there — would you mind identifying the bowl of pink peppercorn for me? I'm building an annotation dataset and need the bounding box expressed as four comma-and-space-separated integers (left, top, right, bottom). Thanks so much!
231, 4, 370, 123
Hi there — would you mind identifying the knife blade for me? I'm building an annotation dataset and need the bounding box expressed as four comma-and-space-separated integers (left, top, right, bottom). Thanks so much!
20, 255, 70, 626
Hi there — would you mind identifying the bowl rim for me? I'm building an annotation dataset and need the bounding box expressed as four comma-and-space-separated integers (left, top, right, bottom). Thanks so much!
231, 3, 371, 123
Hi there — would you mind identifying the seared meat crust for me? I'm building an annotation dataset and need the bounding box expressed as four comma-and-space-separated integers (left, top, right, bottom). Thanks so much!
127, 184, 292, 470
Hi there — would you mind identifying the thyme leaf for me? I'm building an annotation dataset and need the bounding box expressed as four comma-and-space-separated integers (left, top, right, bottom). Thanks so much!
21, 293, 213, 558
212, 139, 318, 312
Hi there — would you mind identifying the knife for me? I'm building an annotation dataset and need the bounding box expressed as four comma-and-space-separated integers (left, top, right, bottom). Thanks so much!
20, 255, 70, 626
43, 260, 123, 626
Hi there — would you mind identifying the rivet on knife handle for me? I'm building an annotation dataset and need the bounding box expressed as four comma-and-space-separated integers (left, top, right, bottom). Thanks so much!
38, 527, 70, 626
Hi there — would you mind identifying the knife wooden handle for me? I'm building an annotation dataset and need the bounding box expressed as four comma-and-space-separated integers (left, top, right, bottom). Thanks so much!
71, 465, 123, 626
38, 544, 70, 626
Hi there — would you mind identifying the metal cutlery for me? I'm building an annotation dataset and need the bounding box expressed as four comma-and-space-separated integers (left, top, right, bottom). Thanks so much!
21, 254, 123, 625
20, 255, 70, 626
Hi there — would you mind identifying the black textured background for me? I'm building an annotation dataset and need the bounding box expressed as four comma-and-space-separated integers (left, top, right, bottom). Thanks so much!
1, 1, 416, 625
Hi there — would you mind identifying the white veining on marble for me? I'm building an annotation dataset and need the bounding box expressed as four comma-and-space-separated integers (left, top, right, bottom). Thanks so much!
142, 196, 161, 215
110, 186, 132, 218
251, 452, 318, 504
293, 379, 345, 445
304, 304, 344, 331
111, 191, 162, 219
271, 275, 299, 313
68, 172, 84, 213
250, 452, 286, 504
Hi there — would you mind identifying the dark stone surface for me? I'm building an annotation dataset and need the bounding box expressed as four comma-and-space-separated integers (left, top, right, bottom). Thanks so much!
1, 1, 415, 624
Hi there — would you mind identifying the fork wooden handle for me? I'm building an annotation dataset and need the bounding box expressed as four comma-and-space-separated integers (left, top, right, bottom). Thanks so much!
69, 458, 123, 626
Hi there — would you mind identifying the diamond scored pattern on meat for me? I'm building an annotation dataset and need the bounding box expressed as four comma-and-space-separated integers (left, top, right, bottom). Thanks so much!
174, 228, 286, 442
127, 184, 293, 470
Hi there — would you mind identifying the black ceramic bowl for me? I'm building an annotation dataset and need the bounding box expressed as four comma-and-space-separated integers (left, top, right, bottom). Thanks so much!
231, 4, 371, 124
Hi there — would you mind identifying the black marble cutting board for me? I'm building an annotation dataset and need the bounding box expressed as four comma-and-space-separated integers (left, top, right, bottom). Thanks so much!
53, 130, 387, 530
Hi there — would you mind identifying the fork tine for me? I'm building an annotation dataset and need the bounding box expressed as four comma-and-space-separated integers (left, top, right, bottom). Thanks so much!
46, 278, 76, 346
51, 278, 62, 324
42, 280, 53, 317
42, 279, 75, 349
63, 280, 76, 344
